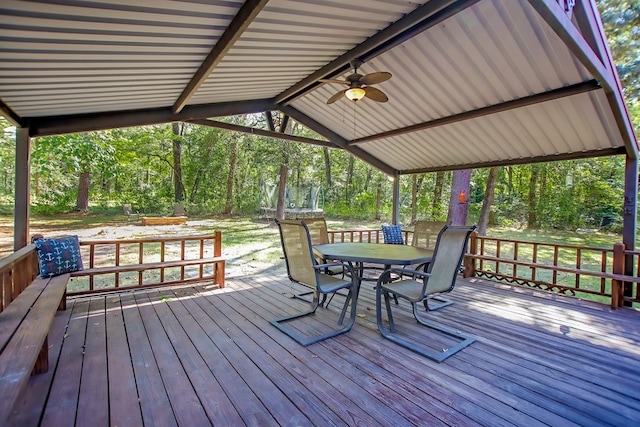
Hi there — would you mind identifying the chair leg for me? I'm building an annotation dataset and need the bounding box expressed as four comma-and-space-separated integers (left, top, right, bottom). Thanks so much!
376, 287, 475, 362
272, 287, 357, 347
423, 297, 453, 311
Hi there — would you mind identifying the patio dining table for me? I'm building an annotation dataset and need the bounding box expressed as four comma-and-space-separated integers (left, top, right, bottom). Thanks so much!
314, 242, 433, 292
313, 242, 433, 273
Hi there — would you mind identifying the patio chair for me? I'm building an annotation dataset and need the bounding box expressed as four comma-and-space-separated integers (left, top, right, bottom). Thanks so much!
407, 220, 448, 308
272, 220, 359, 346
123, 204, 139, 222
375, 225, 477, 362
302, 217, 345, 272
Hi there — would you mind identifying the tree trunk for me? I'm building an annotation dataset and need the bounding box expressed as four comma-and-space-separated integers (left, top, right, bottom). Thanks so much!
411, 174, 418, 224
276, 143, 290, 220
345, 155, 354, 204
433, 171, 445, 219
375, 176, 383, 221
76, 171, 90, 212
527, 165, 539, 229
447, 169, 471, 226
323, 147, 332, 189
172, 122, 185, 202
224, 138, 238, 215
477, 166, 498, 235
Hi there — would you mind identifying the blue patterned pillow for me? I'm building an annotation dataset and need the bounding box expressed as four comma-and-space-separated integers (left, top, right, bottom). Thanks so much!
382, 225, 404, 245
34, 235, 84, 278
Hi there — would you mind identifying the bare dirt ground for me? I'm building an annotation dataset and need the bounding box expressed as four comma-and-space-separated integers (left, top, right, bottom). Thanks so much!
0, 218, 286, 278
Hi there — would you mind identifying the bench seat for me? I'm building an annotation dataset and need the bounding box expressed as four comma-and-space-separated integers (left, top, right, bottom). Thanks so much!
0, 273, 69, 424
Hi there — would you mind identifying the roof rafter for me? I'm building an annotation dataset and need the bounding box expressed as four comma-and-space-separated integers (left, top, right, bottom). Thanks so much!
526, 0, 637, 156
187, 118, 332, 148
275, 0, 481, 105
350, 80, 601, 145
278, 104, 395, 176
172, 0, 269, 114
401, 147, 627, 175
28, 99, 275, 137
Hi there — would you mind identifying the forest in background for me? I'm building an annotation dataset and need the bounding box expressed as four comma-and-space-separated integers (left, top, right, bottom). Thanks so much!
0, 0, 637, 234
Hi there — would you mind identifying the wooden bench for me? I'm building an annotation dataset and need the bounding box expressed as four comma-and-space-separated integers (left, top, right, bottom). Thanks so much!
141, 216, 187, 226
0, 273, 69, 424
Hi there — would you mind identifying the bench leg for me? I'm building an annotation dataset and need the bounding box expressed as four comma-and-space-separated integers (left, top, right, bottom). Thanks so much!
32, 336, 49, 375
58, 291, 67, 311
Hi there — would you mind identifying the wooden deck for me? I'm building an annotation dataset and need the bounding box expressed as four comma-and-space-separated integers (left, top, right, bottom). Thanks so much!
8, 273, 640, 426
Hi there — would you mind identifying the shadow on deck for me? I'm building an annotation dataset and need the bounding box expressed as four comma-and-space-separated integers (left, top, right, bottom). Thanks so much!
9, 274, 640, 426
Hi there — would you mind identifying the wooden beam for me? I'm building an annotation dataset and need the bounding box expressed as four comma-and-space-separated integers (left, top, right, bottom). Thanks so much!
28, 99, 275, 137
14, 127, 30, 250
275, 0, 481, 105
0, 100, 24, 127
279, 115, 290, 134
265, 111, 275, 131
350, 80, 600, 145
279, 105, 396, 176
526, 0, 637, 157
172, 0, 269, 113
187, 119, 332, 147
399, 147, 627, 174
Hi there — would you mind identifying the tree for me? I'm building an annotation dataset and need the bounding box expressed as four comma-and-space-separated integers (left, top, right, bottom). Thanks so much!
447, 169, 471, 225
32, 132, 115, 212
172, 123, 185, 203
477, 167, 498, 235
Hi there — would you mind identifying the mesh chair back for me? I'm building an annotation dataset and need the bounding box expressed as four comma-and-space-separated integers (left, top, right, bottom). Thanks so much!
277, 220, 318, 288
301, 217, 330, 245
426, 225, 476, 294
412, 221, 447, 250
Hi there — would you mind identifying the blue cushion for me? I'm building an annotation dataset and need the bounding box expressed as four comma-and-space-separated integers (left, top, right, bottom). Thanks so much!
382, 225, 404, 245
34, 235, 84, 278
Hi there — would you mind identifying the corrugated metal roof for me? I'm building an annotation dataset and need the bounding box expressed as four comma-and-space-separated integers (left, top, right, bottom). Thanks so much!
0, 0, 636, 174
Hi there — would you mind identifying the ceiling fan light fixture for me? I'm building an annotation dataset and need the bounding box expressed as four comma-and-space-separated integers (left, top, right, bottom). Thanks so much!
345, 87, 366, 102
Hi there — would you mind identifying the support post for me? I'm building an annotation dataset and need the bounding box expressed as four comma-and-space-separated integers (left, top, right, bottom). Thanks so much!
612, 243, 625, 309
464, 231, 478, 278
392, 173, 400, 225
622, 155, 638, 306
14, 127, 30, 251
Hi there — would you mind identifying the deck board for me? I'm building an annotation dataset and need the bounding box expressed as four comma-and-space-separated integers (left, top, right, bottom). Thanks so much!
9, 273, 640, 426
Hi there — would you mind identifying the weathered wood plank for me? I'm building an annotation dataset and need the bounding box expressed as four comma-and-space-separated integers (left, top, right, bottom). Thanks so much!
76, 297, 109, 426
105, 295, 143, 427
119, 293, 178, 427
16, 274, 640, 427
185, 291, 318, 426
143, 290, 247, 426
40, 299, 90, 426
132, 291, 212, 426
161, 288, 282, 426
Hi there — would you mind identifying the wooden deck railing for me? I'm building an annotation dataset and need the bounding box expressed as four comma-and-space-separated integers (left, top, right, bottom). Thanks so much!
327, 228, 412, 244
328, 228, 640, 309
0, 244, 39, 313
68, 232, 225, 296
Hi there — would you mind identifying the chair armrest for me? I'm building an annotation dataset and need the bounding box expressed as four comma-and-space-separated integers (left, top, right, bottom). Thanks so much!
315, 262, 354, 276
388, 266, 432, 280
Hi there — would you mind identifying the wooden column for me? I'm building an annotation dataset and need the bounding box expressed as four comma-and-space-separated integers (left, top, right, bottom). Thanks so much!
622, 155, 637, 306
14, 127, 30, 251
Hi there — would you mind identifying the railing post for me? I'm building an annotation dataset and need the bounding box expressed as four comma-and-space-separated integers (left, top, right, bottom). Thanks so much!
463, 231, 478, 278
612, 242, 625, 309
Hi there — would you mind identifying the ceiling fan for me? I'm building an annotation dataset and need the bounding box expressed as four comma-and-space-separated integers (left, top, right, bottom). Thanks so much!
320, 60, 392, 104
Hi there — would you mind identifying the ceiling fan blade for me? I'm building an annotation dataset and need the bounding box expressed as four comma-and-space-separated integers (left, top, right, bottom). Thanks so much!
327, 89, 346, 104
319, 79, 349, 84
360, 71, 392, 85
364, 86, 388, 102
